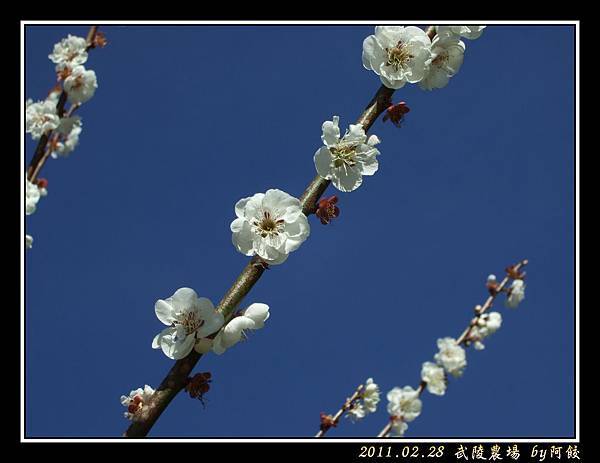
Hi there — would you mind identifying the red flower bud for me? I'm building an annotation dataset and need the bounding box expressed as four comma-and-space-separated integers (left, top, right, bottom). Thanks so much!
186, 372, 212, 401
93, 32, 108, 48
316, 195, 340, 225
383, 101, 410, 127
319, 412, 337, 431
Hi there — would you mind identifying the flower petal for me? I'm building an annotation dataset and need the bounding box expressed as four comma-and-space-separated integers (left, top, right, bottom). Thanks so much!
212, 332, 227, 355
331, 163, 363, 192
241, 193, 265, 222
231, 219, 255, 256
222, 316, 255, 347
155, 299, 175, 326
170, 334, 195, 360
314, 146, 333, 179
362, 35, 386, 72
375, 26, 404, 47
262, 189, 300, 216
170, 287, 198, 312
321, 116, 340, 147
153, 326, 176, 356
194, 337, 213, 354
380, 74, 406, 90
343, 124, 367, 144
194, 297, 215, 317
243, 303, 270, 328
196, 310, 225, 338
283, 215, 310, 253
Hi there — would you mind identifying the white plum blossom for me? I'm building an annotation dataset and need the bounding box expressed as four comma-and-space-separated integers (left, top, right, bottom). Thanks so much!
434, 337, 467, 378
421, 361, 447, 396
52, 116, 83, 158
25, 98, 60, 140
436, 25, 486, 41
26, 180, 41, 215
152, 287, 224, 360
211, 303, 270, 354
419, 36, 465, 91
506, 279, 526, 308
49, 34, 88, 71
484, 311, 502, 332
120, 384, 155, 420
362, 26, 432, 89
314, 116, 381, 192
63, 65, 97, 104
390, 419, 409, 437
231, 189, 310, 265
470, 311, 503, 350
387, 386, 422, 423
347, 378, 381, 421
26, 234, 33, 250
46, 89, 61, 106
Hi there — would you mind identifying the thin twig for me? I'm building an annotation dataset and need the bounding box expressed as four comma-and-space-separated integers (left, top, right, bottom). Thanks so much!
26, 25, 99, 183
124, 25, 437, 438
315, 384, 365, 438
376, 259, 529, 438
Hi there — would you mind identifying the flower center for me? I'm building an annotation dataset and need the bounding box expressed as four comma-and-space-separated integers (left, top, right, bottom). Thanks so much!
432, 50, 449, 68
253, 210, 285, 238
385, 41, 414, 71
331, 143, 358, 168
176, 311, 204, 335
72, 76, 84, 90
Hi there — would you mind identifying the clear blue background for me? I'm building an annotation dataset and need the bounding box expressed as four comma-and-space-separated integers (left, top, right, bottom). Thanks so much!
24, 24, 575, 438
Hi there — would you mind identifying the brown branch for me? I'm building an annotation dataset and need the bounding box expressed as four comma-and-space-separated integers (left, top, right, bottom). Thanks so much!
124, 25, 438, 438
26, 25, 99, 183
315, 383, 365, 438
377, 259, 529, 438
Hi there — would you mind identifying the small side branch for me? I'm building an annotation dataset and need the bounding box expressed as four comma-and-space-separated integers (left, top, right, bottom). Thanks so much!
376, 259, 529, 438
315, 384, 365, 437
26, 25, 99, 183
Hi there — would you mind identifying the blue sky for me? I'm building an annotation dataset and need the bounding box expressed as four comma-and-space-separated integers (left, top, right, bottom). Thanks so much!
24, 24, 576, 438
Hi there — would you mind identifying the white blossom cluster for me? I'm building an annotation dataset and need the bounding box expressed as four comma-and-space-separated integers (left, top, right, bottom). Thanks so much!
25, 166, 48, 251
434, 337, 467, 378
25, 34, 101, 251
314, 116, 381, 192
152, 287, 225, 359
26, 179, 43, 216
469, 311, 503, 350
347, 378, 381, 422
211, 303, 270, 355
25, 33, 98, 152
392, 267, 525, 435
63, 65, 97, 104
52, 115, 83, 158
231, 188, 310, 265
25, 98, 60, 140
506, 279, 526, 308
152, 287, 271, 360
362, 25, 485, 91
48, 34, 88, 72
120, 384, 155, 420
49, 34, 97, 104
386, 386, 422, 436
150, 187, 310, 363
312, 26, 485, 192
